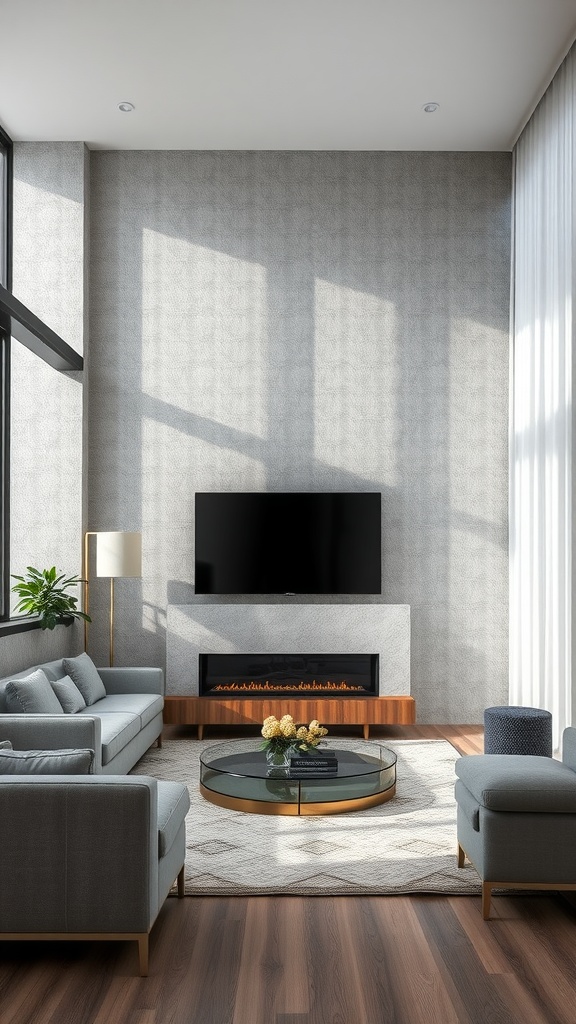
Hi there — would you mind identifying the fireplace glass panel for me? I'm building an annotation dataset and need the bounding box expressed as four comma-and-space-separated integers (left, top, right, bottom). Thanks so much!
199, 653, 378, 697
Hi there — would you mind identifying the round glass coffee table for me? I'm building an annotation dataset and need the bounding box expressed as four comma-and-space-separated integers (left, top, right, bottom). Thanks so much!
199, 739, 397, 815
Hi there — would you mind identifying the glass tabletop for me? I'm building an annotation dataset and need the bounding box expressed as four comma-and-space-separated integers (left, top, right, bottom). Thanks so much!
200, 738, 396, 780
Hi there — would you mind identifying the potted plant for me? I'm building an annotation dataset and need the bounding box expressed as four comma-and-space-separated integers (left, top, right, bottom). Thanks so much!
11, 566, 92, 630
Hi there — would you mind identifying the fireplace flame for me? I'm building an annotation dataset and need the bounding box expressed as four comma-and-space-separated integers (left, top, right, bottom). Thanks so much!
212, 680, 366, 693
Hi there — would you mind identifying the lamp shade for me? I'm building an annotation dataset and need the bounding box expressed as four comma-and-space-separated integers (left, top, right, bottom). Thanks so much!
96, 532, 142, 578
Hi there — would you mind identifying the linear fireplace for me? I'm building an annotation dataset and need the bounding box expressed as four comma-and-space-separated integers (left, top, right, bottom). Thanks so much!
199, 653, 379, 698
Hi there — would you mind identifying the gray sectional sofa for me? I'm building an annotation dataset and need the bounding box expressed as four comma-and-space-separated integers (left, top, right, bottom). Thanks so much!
0, 653, 191, 975
0, 655, 164, 772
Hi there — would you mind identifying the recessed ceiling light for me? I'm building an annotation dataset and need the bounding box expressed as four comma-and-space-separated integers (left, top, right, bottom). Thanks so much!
118, 102, 135, 113
422, 102, 439, 113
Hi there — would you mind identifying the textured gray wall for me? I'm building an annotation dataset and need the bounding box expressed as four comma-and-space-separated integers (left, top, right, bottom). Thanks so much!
0, 143, 87, 677
88, 151, 511, 723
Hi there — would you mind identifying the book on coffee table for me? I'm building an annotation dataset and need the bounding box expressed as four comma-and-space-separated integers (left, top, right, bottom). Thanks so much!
289, 755, 338, 776
290, 754, 337, 767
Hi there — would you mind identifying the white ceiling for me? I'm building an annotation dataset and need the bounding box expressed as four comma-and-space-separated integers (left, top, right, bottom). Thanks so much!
1, 0, 575, 151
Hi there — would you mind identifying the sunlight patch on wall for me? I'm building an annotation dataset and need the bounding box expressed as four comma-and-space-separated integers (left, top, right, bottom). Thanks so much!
141, 228, 268, 440
449, 316, 508, 525
10, 341, 82, 614
448, 315, 508, 673
140, 415, 267, 612
313, 279, 398, 484
13, 178, 85, 352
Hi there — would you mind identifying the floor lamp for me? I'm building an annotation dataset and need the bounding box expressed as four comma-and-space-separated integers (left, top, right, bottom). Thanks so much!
84, 531, 142, 666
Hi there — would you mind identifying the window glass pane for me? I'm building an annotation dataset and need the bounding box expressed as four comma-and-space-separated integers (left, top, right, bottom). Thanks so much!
0, 336, 6, 618
10, 339, 82, 616
0, 136, 7, 616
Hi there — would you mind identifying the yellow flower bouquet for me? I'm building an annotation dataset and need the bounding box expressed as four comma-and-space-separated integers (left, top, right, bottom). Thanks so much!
261, 714, 328, 765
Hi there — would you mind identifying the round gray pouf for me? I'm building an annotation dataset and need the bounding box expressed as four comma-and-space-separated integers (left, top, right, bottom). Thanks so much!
483, 706, 553, 756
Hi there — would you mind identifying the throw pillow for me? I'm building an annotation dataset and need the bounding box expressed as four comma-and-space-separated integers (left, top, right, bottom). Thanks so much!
5, 669, 64, 714
62, 653, 106, 706
51, 675, 87, 714
0, 739, 13, 750
0, 747, 94, 774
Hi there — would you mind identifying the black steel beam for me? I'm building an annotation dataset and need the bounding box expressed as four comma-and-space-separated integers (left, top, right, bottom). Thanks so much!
0, 283, 83, 372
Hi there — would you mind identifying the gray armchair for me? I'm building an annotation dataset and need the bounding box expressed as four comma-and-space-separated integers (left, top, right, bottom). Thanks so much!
0, 774, 190, 974
455, 726, 576, 919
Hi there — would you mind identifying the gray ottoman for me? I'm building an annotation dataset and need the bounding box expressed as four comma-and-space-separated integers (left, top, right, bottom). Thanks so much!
484, 705, 552, 756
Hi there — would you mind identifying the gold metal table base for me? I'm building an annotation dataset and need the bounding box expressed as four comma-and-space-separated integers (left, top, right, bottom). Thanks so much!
200, 782, 396, 816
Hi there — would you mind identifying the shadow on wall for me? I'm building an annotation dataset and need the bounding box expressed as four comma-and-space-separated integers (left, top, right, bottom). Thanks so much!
87, 151, 511, 723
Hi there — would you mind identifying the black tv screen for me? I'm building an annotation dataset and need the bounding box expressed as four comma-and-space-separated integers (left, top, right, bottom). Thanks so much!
195, 492, 381, 595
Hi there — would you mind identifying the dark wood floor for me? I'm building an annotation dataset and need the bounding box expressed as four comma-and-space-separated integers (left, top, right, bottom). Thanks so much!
3, 725, 576, 1024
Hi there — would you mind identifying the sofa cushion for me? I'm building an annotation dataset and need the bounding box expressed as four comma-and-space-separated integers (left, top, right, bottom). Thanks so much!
32, 659, 76, 683
156, 780, 191, 857
455, 754, 576, 814
51, 675, 87, 714
85, 693, 163, 729
5, 670, 64, 715
85, 712, 140, 765
63, 653, 106, 706
0, 747, 94, 774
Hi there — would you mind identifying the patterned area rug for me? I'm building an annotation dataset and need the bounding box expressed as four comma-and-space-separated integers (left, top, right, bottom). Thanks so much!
132, 737, 482, 896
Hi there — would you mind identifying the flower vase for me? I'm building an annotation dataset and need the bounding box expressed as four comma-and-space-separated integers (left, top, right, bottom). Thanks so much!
265, 745, 291, 769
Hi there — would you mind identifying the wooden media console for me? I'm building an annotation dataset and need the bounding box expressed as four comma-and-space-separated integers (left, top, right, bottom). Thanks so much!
163, 695, 416, 739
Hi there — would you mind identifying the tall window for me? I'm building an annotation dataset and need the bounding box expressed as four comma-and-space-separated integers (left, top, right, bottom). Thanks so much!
509, 43, 576, 749
0, 125, 12, 621
0, 126, 82, 631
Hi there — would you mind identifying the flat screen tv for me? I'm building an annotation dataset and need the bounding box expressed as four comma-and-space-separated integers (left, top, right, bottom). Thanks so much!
195, 492, 381, 595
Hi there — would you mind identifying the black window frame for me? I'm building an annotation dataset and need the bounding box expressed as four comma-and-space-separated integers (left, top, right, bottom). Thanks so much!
0, 124, 12, 627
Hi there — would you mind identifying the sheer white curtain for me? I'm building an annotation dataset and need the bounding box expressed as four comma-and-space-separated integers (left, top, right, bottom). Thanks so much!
510, 44, 575, 751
